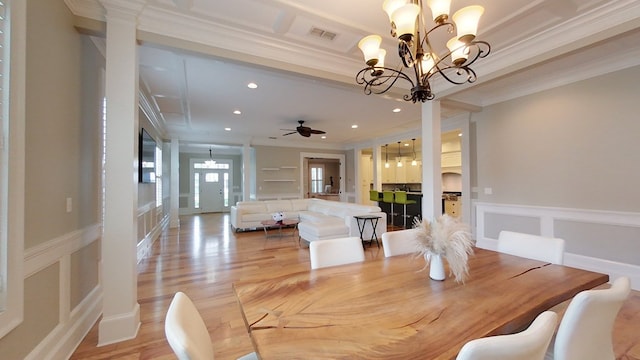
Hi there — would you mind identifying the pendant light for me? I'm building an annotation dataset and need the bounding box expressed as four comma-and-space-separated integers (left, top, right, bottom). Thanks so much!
384, 144, 390, 168
397, 141, 403, 167
411, 138, 418, 166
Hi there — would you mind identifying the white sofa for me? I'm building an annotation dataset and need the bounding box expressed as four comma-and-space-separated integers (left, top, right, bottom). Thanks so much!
230, 198, 386, 244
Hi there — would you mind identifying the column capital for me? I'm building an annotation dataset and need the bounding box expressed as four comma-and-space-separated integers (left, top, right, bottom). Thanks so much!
99, 0, 146, 21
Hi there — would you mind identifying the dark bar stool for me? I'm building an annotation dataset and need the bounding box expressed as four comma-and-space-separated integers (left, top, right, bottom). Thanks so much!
394, 191, 417, 229
382, 191, 397, 228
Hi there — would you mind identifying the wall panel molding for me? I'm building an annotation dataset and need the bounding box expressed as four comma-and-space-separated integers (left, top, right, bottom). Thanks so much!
474, 202, 640, 290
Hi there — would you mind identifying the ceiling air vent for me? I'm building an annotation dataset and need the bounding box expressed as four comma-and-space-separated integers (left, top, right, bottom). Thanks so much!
309, 27, 337, 41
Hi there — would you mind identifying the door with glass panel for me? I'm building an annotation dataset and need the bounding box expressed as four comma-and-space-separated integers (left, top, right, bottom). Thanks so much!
193, 161, 230, 213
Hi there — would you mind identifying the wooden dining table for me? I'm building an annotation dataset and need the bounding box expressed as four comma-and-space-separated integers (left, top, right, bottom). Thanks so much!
233, 248, 608, 359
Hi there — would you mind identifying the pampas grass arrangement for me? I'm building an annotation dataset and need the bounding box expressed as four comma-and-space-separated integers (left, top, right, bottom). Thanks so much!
413, 214, 475, 283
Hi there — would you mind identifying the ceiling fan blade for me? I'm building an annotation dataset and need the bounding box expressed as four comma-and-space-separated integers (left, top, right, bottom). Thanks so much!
309, 129, 326, 134
282, 131, 297, 136
299, 131, 311, 137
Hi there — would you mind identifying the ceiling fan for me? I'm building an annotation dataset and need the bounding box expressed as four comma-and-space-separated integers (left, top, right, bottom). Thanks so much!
281, 120, 326, 137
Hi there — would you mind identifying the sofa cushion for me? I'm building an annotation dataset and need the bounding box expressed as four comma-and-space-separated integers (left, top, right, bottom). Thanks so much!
265, 200, 293, 213
299, 221, 349, 239
290, 199, 310, 211
238, 203, 268, 214
298, 211, 336, 223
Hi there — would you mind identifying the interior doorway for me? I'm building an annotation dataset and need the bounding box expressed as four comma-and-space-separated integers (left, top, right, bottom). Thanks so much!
300, 152, 345, 201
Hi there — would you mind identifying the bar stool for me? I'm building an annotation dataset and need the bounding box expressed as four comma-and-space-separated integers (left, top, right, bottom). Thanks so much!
382, 191, 397, 228
369, 190, 382, 204
394, 191, 417, 229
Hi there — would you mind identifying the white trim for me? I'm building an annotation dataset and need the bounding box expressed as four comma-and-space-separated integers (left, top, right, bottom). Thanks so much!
0, 0, 27, 339
137, 212, 169, 262
97, 302, 141, 347
23, 224, 101, 278
24, 285, 102, 360
474, 201, 640, 290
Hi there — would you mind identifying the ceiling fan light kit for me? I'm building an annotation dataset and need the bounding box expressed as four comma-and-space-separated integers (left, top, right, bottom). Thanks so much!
356, 0, 490, 103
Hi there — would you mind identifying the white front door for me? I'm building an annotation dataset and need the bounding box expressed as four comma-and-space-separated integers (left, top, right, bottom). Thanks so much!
200, 170, 228, 212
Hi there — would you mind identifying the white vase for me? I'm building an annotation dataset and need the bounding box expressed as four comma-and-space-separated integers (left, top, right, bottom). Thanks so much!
429, 253, 446, 281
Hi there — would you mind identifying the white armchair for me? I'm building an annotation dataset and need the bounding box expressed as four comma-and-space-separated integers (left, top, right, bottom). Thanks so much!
457, 311, 558, 360
547, 276, 631, 360
381, 229, 419, 257
309, 236, 365, 269
497, 231, 565, 264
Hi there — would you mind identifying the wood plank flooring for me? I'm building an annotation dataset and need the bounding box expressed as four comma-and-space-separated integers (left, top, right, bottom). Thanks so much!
71, 213, 640, 360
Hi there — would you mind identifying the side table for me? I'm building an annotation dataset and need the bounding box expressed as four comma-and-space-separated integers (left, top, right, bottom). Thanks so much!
353, 215, 381, 248
260, 219, 299, 239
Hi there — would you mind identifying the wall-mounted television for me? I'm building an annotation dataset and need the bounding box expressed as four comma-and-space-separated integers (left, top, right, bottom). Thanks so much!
139, 128, 156, 183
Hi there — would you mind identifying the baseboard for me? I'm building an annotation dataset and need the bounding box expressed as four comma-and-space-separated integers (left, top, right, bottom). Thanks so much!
25, 285, 102, 360
97, 303, 141, 347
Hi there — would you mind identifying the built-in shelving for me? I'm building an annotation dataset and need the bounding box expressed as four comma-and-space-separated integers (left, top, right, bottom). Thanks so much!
261, 167, 280, 171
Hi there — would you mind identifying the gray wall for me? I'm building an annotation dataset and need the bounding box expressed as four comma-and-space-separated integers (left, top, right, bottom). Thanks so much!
0, 0, 102, 357
473, 65, 640, 269
474, 65, 640, 211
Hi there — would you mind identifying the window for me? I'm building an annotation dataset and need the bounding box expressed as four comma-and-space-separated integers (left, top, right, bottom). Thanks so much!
310, 166, 324, 193
0, 0, 26, 338
193, 173, 200, 209
155, 146, 162, 206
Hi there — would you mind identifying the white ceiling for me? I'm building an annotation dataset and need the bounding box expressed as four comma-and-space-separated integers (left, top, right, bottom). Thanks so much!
68, 0, 640, 154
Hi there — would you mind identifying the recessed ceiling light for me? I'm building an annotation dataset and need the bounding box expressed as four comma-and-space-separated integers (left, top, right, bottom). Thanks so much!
225, 127, 231, 131
321, 135, 327, 139
392, 108, 401, 113
458, 133, 463, 137
404, 143, 409, 146
247, 82, 258, 89
233, 110, 241, 115
351, 124, 358, 129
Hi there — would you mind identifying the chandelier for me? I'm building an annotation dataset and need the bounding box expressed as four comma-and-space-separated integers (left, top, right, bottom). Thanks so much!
356, 0, 491, 103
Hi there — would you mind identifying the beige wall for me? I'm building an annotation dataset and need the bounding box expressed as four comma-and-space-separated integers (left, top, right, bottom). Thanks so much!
474, 65, 640, 212
254, 145, 348, 198
0, 0, 102, 356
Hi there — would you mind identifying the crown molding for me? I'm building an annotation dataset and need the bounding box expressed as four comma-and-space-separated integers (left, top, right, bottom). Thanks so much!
135, 5, 361, 82
434, 0, 640, 98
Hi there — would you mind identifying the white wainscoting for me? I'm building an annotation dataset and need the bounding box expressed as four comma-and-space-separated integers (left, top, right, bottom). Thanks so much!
474, 202, 640, 290
23, 224, 103, 360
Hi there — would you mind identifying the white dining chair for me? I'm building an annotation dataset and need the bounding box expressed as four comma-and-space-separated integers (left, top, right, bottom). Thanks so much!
309, 236, 365, 269
546, 276, 630, 360
497, 231, 565, 264
456, 311, 558, 360
381, 229, 419, 257
165, 291, 258, 360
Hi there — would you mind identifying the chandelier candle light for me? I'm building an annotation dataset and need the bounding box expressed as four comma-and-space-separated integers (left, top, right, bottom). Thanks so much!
356, 0, 490, 103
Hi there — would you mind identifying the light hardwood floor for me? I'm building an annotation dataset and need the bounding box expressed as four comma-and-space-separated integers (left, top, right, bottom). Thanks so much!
71, 213, 640, 360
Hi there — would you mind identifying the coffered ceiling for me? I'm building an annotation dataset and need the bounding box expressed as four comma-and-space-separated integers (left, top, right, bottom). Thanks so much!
67, 0, 640, 153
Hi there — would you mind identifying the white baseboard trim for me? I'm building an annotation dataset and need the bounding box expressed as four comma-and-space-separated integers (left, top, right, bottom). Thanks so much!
476, 238, 640, 290
25, 285, 102, 360
137, 213, 170, 263
97, 303, 141, 347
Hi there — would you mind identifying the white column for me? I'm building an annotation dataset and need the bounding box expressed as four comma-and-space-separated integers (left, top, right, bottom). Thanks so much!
373, 145, 382, 191
421, 101, 442, 221
242, 143, 251, 201
98, 0, 144, 346
170, 138, 180, 228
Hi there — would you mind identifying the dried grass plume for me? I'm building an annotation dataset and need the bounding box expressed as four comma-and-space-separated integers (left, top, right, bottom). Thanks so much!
413, 215, 475, 283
